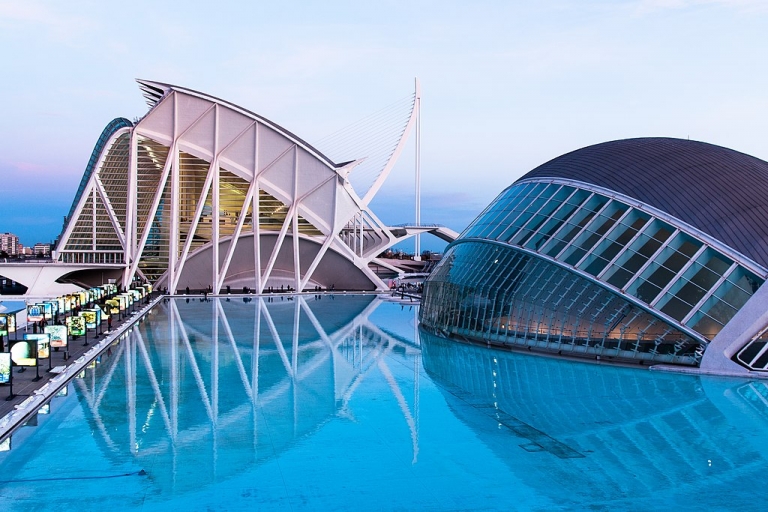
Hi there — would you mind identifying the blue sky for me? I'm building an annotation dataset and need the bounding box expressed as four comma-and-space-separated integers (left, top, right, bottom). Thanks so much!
1, 0, 767, 252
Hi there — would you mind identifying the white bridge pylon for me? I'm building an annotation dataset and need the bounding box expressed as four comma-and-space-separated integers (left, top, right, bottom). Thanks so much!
73, 296, 422, 475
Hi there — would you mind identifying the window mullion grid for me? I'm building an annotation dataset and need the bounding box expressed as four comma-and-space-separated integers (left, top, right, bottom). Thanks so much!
517, 187, 578, 248
680, 262, 738, 326
512, 266, 534, 338
622, 228, 681, 294
497, 254, 527, 340
475, 187, 529, 238
508, 185, 564, 243
479, 247, 505, 324
457, 247, 479, 331
596, 215, 654, 281
495, 258, 521, 338
649, 243, 708, 308
573, 205, 633, 269
553, 197, 614, 261
477, 249, 504, 333
538, 192, 594, 254
493, 184, 551, 240
471, 249, 495, 331
485, 249, 517, 317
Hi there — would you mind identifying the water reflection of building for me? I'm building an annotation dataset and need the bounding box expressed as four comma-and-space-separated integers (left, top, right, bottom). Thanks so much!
420, 329, 768, 507
70, 296, 421, 493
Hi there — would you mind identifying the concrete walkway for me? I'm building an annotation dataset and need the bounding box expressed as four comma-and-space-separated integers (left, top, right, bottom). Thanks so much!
0, 294, 160, 428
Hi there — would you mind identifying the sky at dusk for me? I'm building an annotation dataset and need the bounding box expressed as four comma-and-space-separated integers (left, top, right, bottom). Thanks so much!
1, 0, 767, 252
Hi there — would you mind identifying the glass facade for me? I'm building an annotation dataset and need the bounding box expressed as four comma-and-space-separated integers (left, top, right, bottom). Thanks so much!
421, 241, 702, 365
423, 180, 766, 366
60, 130, 131, 264
60, 132, 326, 283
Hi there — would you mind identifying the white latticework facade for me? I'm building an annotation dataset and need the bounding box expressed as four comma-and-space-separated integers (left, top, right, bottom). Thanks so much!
56, 80, 431, 293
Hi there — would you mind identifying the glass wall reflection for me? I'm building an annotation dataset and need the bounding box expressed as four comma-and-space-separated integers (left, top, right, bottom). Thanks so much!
420, 328, 768, 504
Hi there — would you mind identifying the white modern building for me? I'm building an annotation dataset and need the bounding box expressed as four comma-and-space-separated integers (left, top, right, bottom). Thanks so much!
45, 80, 455, 294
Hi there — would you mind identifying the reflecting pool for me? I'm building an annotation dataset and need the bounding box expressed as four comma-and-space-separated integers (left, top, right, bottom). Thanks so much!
1, 295, 768, 510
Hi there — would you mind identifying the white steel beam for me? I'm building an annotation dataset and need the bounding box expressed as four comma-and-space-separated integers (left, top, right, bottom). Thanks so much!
260, 199, 297, 288
57, 180, 96, 255
171, 158, 215, 293
253, 125, 262, 293
212, 105, 221, 293
292, 147, 301, 291
92, 187, 97, 252
125, 129, 139, 288
217, 177, 257, 291
93, 176, 127, 248
169, 92, 180, 290
127, 140, 176, 282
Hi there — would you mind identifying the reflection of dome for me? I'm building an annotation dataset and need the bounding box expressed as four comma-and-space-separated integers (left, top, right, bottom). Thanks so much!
421, 138, 768, 374
419, 329, 768, 506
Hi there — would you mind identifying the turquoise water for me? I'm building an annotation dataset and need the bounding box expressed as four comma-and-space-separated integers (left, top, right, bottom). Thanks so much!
1, 295, 767, 510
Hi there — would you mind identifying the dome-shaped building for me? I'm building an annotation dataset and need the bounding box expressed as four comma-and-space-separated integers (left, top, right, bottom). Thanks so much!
420, 138, 768, 376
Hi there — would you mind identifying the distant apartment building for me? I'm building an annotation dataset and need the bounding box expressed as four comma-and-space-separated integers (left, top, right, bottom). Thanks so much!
33, 243, 52, 257
0, 233, 19, 256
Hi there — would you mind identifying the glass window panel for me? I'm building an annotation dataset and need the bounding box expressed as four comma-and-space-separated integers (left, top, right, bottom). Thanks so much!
724, 267, 762, 297
717, 281, 751, 312
524, 190, 590, 251
565, 188, 592, 206
703, 252, 732, 276
514, 214, 549, 246
685, 267, 761, 338
510, 187, 572, 246
484, 183, 547, 239
670, 270, 743, 340
561, 203, 628, 266
541, 194, 608, 258
659, 291, 697, 321
656, 276, 708, 311
687, 303, 733, 339
632, 276, 665, 303
649, 223, 675, 244
496, 184, 560, 241
626, 232, 699, 303
464, 183, 533, 238
581, 253, 612, 277
656, 249, 731, 309
689, 266, 721, 292
581, 194, 610, 214
579, 211, 649, 277
602, 220, 673, 289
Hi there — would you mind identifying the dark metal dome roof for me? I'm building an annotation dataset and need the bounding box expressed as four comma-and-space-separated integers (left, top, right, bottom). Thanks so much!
518, 137, 768, 270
